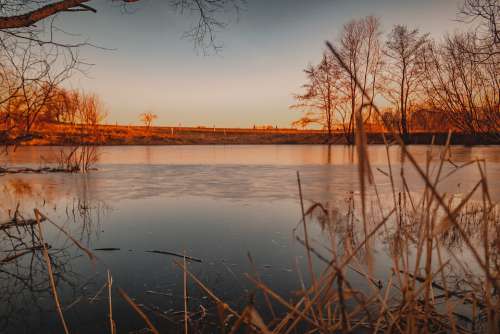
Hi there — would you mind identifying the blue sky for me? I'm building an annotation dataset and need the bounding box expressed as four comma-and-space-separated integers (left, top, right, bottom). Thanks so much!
56, 0, 463, 127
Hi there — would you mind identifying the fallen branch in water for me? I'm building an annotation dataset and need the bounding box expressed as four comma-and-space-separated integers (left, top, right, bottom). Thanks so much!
89, 248, 202, 262
0, 166, 79, 175
0, 245, 46, 264
146, 250, 202, 263
0, 217, 46, 230
0, 166, 98, 175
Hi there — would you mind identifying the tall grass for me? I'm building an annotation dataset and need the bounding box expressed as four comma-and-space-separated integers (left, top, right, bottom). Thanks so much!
55, 145, 99, 172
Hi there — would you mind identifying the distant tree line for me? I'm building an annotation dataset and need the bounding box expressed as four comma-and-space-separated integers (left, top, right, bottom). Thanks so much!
292, 0, 499, 143
0, 77, 107, 138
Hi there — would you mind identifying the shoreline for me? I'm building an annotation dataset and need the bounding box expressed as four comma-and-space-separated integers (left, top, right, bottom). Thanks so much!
2, 124, 499, 146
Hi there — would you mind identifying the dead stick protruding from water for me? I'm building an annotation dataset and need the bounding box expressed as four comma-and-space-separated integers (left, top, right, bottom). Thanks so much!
35, 209, 96, 263
183, 253, 189, 334
108, 270, 116, 334
117, 288, 159, 334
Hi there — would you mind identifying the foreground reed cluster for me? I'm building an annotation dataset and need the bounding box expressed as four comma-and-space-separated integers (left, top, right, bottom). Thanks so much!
171, 140, 499, 334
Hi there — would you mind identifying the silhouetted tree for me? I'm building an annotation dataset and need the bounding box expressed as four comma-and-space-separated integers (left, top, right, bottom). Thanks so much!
292, 54, 342, 136
421, 32, 499, 136
291, 116, 317, 130
458, 0, 499, 61
337, 18, 364, 142
334, 16, 383, 142
384, 25, 428, 142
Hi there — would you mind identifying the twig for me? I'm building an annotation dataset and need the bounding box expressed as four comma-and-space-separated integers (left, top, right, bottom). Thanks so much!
117, 287, 159, 334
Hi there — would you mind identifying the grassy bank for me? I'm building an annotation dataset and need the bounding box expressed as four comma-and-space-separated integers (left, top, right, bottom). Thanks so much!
2, 123, 499, 146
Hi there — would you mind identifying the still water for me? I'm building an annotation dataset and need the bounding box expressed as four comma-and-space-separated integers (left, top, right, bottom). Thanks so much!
1, 145, 499, 333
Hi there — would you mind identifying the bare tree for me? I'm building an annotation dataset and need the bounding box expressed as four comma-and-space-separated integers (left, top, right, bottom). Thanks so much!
421, 32, 499, 137
326, 16, 383, 143
337, 18, 365, 142
0, 34, 77, 139
359, 16, 383, 125
384, 25, 428, 142
292, 16, 383, 143
76, 92, 107, 127
56, 90, 107, 171
458, 0, 499, 60
140, 111, 158, 130
291, 116, 316, 130
42, 86, 72, 123
292, 53, 343, 136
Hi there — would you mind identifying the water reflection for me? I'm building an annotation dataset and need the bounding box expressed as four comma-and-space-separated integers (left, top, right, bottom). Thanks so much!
0, 211, 87, 332
0, 145, 499, 332
4, 145, 500, 166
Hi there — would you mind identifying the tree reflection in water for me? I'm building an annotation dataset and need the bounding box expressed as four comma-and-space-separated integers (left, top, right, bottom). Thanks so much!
0, 181, 109, 333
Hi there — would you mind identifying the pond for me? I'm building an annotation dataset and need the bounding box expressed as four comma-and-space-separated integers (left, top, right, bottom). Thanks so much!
1, 145, 499, 333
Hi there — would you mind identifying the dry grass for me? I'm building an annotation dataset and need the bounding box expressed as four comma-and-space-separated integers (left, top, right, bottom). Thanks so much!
3, 122, 496, 146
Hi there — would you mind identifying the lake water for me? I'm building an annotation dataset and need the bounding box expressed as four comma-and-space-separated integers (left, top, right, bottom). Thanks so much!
1, 145, 499, 333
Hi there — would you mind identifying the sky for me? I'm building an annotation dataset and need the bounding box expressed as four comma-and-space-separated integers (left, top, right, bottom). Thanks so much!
55, 0, 464, 127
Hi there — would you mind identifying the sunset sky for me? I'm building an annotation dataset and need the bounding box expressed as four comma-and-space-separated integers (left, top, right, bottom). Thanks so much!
60, 0, 463, 127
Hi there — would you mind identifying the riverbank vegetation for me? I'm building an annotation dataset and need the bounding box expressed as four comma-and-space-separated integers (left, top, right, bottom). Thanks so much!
3, 122, 500, 146
0, 87, 105, 172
